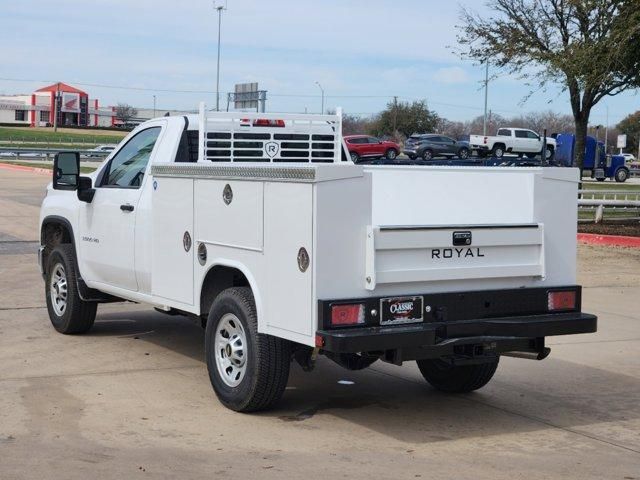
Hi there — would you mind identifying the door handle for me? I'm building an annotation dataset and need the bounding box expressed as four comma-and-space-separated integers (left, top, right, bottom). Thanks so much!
120, 204, 134, 212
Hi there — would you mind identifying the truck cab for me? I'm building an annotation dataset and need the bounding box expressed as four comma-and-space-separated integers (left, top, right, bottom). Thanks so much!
39, 107, 596, 412
555, 133, 630, 182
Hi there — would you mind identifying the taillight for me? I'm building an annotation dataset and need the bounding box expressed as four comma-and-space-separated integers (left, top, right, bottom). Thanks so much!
548, 291, 576, 311
331, 304, 365, 326
483, 136, 488, 144
252, 119, 285, 127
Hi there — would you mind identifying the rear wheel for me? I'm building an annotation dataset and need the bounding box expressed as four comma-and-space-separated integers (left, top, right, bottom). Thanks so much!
422, 149, 434, 161
492, 145, 505, 158
350, 151, 359, 163
205, 287, 291, 412
45, 245, 97, 334
385, 148, 398, 160
416, 357, 499, 393
458, 147, 469, 159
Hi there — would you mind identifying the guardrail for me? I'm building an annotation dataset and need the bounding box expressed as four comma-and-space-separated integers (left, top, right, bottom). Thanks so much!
0, 147, 110, 159
578, 189, 640, 222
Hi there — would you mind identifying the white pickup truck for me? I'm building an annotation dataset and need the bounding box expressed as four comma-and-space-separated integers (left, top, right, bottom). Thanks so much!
39, 106, 596, 412
469, 127, 557, 160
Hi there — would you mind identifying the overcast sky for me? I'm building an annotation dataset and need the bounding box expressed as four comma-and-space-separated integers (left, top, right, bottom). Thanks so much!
1, 0, 638, 124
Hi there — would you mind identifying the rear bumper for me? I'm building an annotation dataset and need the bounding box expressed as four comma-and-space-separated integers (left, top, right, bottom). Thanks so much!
316, 286, 597, 356
317, 312, 596, 354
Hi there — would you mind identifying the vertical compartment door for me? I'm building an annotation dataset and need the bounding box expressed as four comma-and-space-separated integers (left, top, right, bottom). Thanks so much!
152, 177, 194, 305
264, 182, 313, 338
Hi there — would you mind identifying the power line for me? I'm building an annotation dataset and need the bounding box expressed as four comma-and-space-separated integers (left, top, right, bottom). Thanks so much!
0, 76, 628, 121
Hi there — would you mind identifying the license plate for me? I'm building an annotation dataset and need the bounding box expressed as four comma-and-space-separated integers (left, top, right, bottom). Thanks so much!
380, 296, 424, 325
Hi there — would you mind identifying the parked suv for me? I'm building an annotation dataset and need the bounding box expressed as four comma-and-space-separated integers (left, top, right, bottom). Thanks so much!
344, 135, 400, 162
404, 134, 470, 160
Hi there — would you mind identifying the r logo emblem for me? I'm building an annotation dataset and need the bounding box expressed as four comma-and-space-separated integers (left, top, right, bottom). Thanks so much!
264, 141, 279, 159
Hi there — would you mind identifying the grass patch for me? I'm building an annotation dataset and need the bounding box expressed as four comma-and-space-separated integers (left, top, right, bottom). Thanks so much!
0, 160, 96, 173
580, 181, 640, 192
0, 127, 125, 145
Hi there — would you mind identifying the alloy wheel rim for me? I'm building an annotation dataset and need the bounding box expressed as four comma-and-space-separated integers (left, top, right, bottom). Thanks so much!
214, 313, 247, 387
50, 263, 68, 316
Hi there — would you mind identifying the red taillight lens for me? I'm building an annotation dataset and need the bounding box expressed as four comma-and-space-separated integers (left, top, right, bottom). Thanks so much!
331, 304, 365, 326
252, 119, 285, 127
548, 291, 576, 311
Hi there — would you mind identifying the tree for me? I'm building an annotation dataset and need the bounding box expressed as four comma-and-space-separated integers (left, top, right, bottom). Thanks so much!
369, 99, 439, 139
617, 111, 640, 154
458, 0, 640, 167
114, 103, 138, 125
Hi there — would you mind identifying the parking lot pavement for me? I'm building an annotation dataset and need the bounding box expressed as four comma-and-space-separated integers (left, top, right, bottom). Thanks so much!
1, 168, 639, 479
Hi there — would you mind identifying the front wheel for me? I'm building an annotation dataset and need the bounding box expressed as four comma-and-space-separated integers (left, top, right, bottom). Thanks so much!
205, 287, 291, 412
422, 149, 434, 161
385, 148, 398, 160
615, 168, 628, 183
458, 147, 469, 159
416, 357, 499, 393
350, 151, 359, 163
45, 245, 97, 334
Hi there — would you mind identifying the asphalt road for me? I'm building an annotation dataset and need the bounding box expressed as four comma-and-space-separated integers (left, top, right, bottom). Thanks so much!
0, 167, 639, 479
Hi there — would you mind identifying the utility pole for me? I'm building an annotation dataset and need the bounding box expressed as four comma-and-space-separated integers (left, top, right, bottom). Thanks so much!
153, 95, 157, 119
53, 82, 60, 132
213, 1, 226, 111
315, 81, 325, 114
604, 105, 609, 154
393, 95, 398, 135
483, 60, 489, 136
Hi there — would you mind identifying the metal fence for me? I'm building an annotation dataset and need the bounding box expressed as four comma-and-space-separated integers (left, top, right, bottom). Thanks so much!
578, 189, 640, 222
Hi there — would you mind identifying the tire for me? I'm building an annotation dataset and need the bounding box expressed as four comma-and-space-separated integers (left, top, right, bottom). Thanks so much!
492, 145, 505, 158
416, 357, 499, 393
458, 147, 469, 159
422, 149, 434, 161
205, 287, 291, 412
350, 151, 359, 163
545, 146, 555, 161
615, 168, 628, 183
385, 148, 398, 160
45, 244, 97, 334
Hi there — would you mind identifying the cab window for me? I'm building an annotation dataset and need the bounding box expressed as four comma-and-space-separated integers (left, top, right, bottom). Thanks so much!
101, 127, 161, 188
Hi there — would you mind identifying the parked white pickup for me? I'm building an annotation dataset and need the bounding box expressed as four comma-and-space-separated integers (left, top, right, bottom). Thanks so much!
38, 105, 595, 412
469, 127, 557, 159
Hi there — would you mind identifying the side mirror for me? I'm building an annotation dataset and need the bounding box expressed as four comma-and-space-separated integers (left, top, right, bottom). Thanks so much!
53, 152, 80, 190
77, 176, 95, 203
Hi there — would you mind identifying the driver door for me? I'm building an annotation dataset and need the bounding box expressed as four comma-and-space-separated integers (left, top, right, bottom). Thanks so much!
78, 126, 162, 292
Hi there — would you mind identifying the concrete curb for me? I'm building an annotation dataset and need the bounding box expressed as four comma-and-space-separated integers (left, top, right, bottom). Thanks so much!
0, 162, 51, 176
578, 232, 640, 248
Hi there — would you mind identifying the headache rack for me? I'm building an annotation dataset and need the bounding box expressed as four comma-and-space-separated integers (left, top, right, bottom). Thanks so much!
197, 103, 344, 164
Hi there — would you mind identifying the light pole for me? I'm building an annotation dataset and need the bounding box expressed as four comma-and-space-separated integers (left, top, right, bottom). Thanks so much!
483, 60, 489, 136
153, 95, 156, 119
213, 1, 227, 111
315, 81, 325, 114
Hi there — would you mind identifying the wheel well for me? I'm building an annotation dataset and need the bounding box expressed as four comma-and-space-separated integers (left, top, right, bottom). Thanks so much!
41, 219, 74, 274
493, 143, 506, 150
200, 265, 250, 322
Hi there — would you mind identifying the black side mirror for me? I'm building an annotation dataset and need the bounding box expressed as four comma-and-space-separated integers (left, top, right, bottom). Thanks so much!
53, 152, 80, 190
77, 176, 95, 203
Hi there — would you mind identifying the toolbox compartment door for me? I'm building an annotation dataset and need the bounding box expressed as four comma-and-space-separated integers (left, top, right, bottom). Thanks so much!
366, 224, 544, 290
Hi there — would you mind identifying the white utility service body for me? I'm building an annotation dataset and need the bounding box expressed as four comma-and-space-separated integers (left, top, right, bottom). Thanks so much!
39, 106, 596, 412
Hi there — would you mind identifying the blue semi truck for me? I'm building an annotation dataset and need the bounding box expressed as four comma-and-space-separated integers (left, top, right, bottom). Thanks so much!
555, 134, 630, 183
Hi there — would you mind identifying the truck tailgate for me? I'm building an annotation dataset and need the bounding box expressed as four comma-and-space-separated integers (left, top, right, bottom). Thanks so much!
364, 165, 578, 291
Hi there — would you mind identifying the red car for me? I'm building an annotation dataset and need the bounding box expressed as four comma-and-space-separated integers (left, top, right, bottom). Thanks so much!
344, 135, 400, 162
